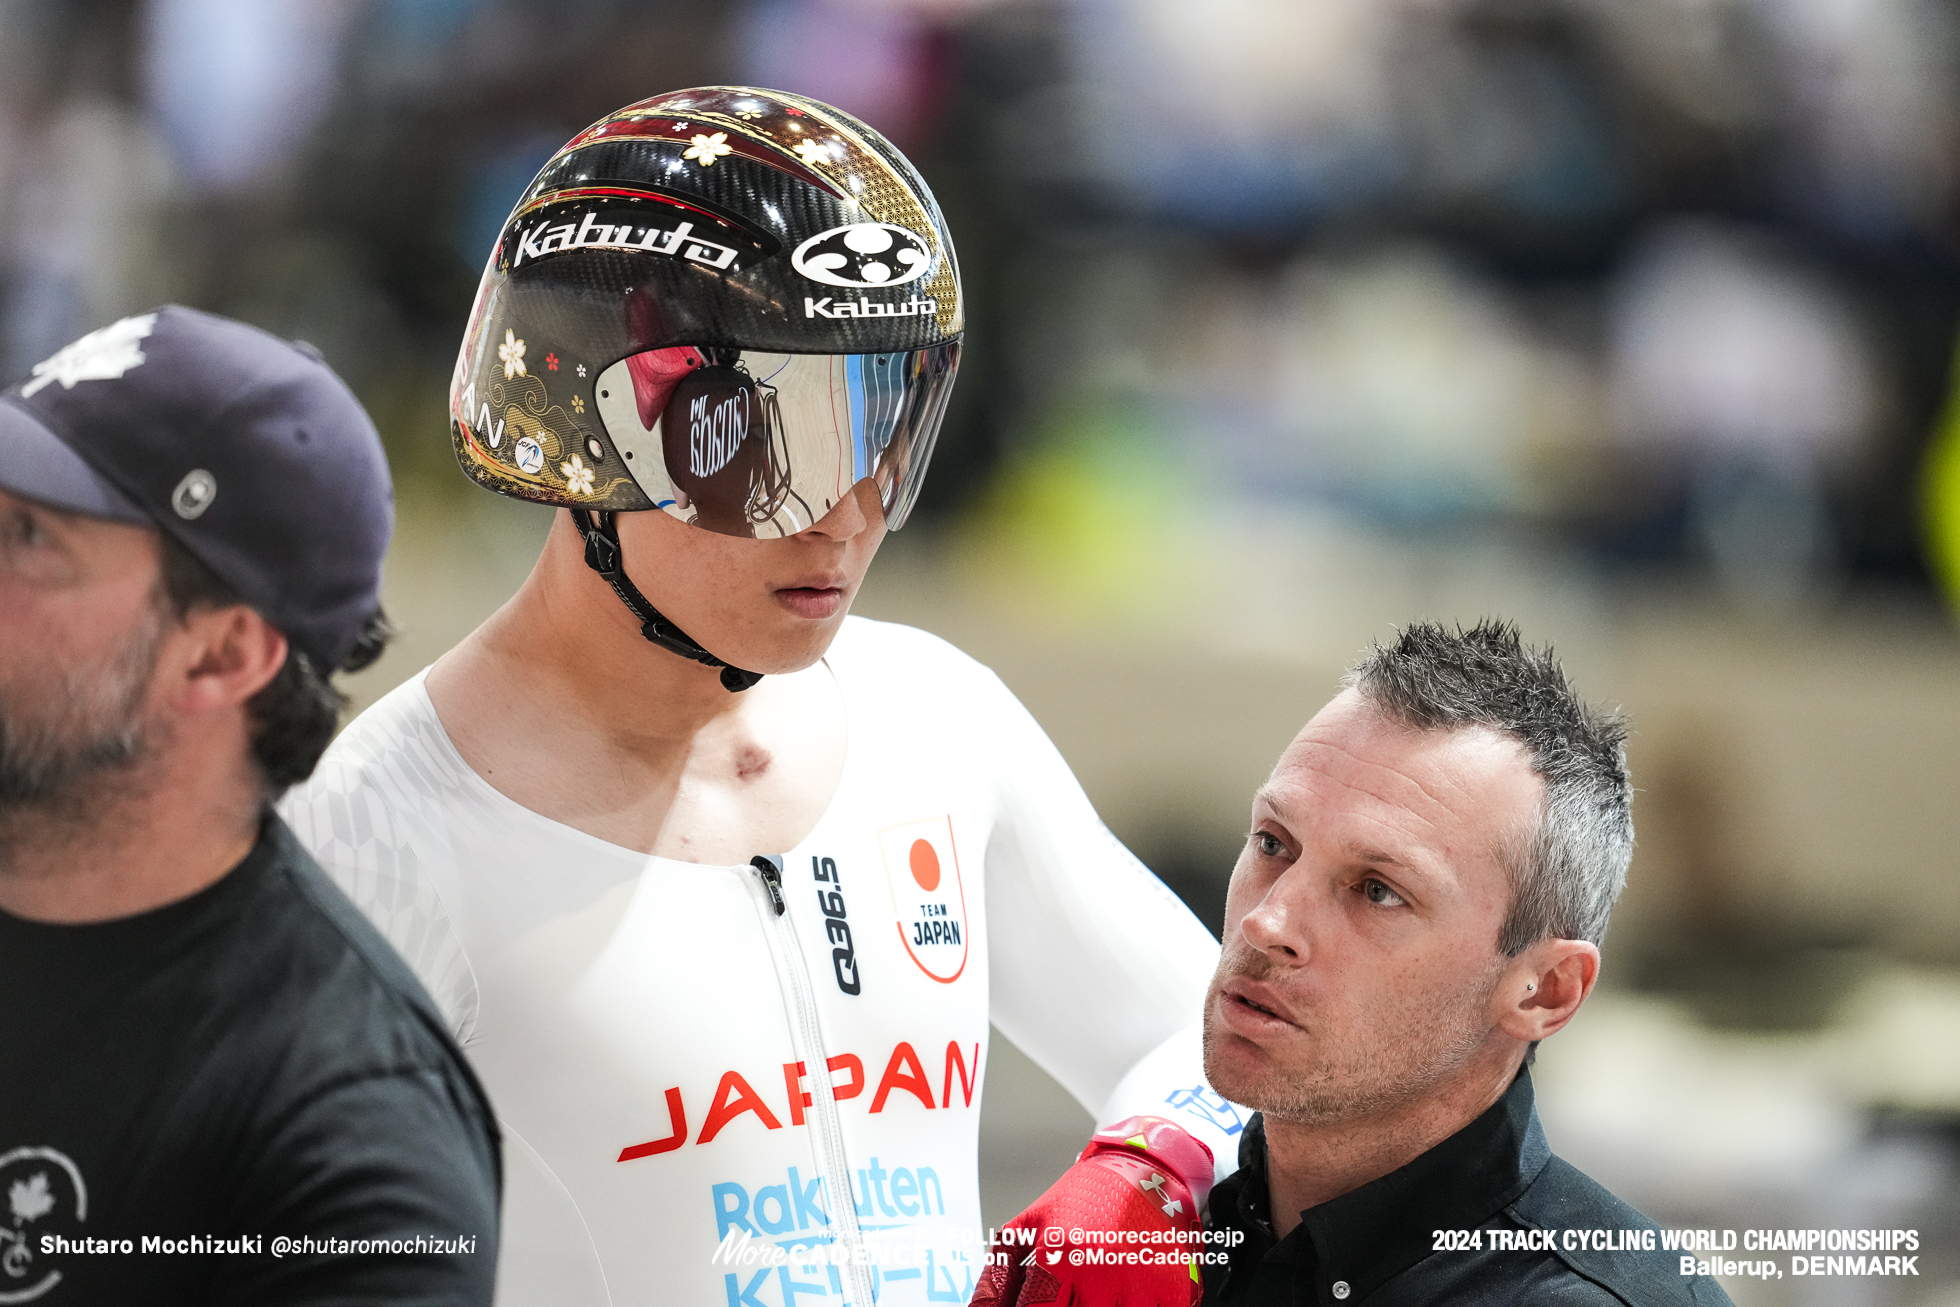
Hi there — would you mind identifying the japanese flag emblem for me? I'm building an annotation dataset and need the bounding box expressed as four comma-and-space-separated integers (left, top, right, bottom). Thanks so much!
878, 815, 969, 983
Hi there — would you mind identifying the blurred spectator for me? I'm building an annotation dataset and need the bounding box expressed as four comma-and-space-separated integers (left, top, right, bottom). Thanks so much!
1608, 220, 1877, 607
737, 0, 963, 155
143, 0, 363, 194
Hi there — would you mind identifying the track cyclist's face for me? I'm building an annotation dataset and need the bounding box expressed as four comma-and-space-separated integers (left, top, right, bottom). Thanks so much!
1202, 690, 1542, 1128
612, 475, 888, 675
0, 489, 169, 812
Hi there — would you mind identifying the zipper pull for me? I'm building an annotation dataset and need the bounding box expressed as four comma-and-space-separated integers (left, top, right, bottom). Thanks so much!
752, 856, 786, 915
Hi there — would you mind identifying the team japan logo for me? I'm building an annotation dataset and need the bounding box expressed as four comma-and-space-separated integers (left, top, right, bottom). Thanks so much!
791, 223, 931, 289
877, 815, 969, 983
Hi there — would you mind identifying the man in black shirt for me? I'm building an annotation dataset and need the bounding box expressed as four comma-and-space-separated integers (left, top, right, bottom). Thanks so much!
1199, 622, 1731, 1306
0, 308, 499, 1304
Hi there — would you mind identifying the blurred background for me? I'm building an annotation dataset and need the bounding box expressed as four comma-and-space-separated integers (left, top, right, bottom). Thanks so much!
5, 0, 1959, 1300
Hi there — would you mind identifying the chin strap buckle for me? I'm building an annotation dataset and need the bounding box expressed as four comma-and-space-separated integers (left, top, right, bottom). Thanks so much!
581, 515, 622, 576
570, 509, 763, 694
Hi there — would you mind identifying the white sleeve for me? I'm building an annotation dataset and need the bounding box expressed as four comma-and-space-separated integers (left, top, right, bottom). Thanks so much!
1098, 1022, 1254, 1184
978, 669, 1248, 1180
278, 759, 483, 1046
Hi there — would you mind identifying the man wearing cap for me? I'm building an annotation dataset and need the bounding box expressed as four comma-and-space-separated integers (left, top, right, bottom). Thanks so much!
0, 307, 500, 1306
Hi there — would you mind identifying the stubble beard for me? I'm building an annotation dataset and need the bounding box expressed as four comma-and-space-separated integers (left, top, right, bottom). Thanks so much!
0, 595, 168, 831
1202, 943, 1505, 1129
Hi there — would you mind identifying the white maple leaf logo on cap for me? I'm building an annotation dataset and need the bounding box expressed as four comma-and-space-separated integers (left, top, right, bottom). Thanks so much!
21, 312, 159, 398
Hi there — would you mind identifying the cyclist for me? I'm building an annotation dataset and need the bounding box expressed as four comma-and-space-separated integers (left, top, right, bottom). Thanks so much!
282, 86, 1237, 1306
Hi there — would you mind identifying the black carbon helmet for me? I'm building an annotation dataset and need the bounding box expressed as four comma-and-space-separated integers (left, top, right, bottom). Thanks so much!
450, 86, 963, 539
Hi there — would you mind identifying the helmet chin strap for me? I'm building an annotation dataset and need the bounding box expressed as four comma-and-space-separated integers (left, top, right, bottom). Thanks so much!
570, 509, 764, 693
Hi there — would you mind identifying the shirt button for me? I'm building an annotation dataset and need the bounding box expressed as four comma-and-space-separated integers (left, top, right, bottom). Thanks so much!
1332, 1283, 1351, 1300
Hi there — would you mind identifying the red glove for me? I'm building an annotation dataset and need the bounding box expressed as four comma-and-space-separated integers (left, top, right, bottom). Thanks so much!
971, 1116, 1215, 1307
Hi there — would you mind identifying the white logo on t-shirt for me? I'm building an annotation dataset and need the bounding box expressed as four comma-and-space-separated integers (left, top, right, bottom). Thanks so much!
1, 1145, 88, 1301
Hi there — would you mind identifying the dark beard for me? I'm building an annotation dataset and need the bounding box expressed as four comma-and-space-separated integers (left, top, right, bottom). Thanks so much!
0, 601, 166, 817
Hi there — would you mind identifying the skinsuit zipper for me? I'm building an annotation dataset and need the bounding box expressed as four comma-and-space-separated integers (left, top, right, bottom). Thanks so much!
751, 857, 877, 1307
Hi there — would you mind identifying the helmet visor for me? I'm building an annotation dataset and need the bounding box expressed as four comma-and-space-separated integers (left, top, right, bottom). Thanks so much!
592, 342, 959, 538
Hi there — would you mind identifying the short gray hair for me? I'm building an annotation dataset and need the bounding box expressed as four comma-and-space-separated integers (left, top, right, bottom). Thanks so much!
1344, 619, 1632, 954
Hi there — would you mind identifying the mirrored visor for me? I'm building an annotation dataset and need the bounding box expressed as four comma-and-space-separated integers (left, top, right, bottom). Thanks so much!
593, 342, 959, 539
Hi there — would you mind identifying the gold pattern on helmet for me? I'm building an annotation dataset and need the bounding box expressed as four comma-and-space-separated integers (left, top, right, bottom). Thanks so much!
562, 87, 963, 338
454, 368, 631, 504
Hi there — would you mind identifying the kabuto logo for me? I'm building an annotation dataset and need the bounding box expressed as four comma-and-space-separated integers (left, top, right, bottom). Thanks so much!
504, 201, 774, 273
803, 295, 937, 321
791, 223, 931, 289
1, 1147, 87, 1303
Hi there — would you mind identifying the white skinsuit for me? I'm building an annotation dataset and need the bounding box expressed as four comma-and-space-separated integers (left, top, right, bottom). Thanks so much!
281, 617, 1250, 1306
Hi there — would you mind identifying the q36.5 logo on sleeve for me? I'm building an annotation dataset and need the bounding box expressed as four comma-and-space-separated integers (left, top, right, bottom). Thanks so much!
791, 223, 931, 289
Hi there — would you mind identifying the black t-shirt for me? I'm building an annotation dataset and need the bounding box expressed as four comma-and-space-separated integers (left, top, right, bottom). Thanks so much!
0, 816, 501, 1306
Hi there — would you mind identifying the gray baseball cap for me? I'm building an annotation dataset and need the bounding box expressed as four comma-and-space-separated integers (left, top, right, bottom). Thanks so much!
0, 306, 393, 667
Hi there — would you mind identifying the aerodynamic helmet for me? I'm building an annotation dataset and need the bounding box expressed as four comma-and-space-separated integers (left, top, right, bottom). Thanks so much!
450, 86, 963, 539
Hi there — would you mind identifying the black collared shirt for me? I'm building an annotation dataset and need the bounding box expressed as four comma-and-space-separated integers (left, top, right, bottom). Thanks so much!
1202, 1071, 1734, 1306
